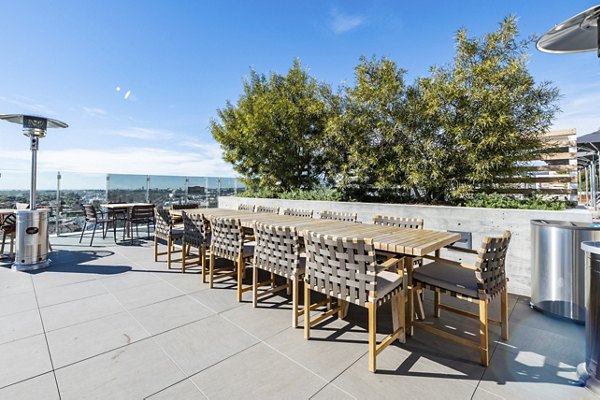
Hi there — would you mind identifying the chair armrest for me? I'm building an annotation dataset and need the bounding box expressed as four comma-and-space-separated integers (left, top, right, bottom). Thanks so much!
445, 245, 478, 255
421, 254, 479, 271
378, 257, 404, 277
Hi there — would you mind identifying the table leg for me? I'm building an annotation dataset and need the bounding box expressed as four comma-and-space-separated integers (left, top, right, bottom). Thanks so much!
406, 256, 414, 336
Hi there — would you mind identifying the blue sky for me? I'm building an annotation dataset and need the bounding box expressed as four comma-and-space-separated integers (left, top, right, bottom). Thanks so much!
1, 0, 599, 189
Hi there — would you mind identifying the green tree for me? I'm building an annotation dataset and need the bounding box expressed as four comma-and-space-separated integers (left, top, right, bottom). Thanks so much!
325, 56, 409, 199
210, 60, 335, 192
404, 16, 559, 201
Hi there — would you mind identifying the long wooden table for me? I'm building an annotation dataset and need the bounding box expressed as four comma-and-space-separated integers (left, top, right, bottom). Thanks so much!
171, 208, 461, 335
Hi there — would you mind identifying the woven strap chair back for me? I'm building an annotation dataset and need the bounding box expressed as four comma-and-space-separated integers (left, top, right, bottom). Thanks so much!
210, 217, 243, 261
1, 213, 16, 232
172, 203, 199, 210
255, 205, 279, 214
319, 210, 357, 223
373, 215, 423, 229
253, 222, 300, 278
303, 231, 377, 305
154, 208, 172, 238
283, 208, 313, 218
130, 205, 154, 221
475, 231, 511, 298
83, 204, 98, 221
182, 211, 207, 247
238, 204, 255, 212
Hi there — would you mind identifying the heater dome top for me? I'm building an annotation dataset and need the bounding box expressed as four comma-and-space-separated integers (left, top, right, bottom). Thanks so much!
0, 114, 68, 129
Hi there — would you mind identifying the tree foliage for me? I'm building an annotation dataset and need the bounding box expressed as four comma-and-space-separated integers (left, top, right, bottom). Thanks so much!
403, 16, 559, 201
326, 56, 408, 196
212, 17, 560, 203
211, 60, 334, 192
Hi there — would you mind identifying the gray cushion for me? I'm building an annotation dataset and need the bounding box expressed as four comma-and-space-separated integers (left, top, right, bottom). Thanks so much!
412, 262, 480, 299
370, 270, 403, 302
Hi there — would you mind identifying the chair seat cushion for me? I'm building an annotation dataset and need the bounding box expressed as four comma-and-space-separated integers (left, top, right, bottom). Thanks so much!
171, 228, 184, 238
242, 245, 254, 259
369, 270, 403, 302
413, 262, 480, 299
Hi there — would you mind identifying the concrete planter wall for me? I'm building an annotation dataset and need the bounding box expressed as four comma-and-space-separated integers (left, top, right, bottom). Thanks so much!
218, 196, 593, 297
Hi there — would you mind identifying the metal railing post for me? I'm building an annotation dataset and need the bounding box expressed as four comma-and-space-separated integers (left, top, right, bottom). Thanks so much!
205, 177, 209, 208
185, 176, 189, 203
56, 171, 61, 236
106, 175, 110, 203
146, 175, 150, 203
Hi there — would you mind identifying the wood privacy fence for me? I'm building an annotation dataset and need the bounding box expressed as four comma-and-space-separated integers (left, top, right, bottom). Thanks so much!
496, 129, 577, 199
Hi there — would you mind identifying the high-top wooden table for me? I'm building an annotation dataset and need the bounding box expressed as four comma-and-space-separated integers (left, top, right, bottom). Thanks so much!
171, 208, 460, 335
101, 203, 154, 239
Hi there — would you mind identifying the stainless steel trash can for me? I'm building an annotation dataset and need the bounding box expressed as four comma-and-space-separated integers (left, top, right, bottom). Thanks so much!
531, 220, 600, 323
579, 241, 600, 395
13, 209, 51, 271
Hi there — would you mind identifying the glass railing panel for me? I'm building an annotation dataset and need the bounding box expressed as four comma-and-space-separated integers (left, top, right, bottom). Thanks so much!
187, 176, 210, 208
0, 169, 31, 208
54, 172, 106, 235
148, 175, 187, 208
106, 174, 148, 203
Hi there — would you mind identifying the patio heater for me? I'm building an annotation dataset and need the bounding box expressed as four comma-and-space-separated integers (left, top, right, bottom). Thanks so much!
536, 4, 600, 395
0, 114, 68, 271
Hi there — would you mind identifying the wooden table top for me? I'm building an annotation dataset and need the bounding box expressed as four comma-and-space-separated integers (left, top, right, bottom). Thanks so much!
171, 208, 460, 257
0, 209, 16, 215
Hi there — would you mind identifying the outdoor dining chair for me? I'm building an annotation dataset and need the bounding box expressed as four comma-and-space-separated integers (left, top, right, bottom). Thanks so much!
1, 213, 16, 259
181, 211, 216, 279
79, 204, 113, 246
209, 217, 254, 302
303, 231, 405, 372
238, 204, 255, 212
373, 215, 426, 305
125, 205, 155, 243
319, 210, 357, 223
412, 231, 511, 366
252, 222, 304, 327
283, 208, 313, 218
255, 205, 279, 214
373, 215, 424, 260
154, 208, 183, 269
107, 206, 128, 242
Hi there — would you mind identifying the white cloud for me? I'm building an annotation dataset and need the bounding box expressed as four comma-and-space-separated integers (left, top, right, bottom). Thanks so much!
329, 9, 365, 34
0, 95, 55, 116
552, 83, 600, 135
111, 127, 174, 140
0, 146, 235, 189
81, 106, 107, 117
181, 140, 223, 155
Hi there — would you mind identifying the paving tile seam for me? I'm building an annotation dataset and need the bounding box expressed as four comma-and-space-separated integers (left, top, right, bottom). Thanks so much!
45, 306, 218, 373
32, 276, 98, 291
0, 371, 55, 391
218, 311, 334, 387
0, 330, 45, 347
95, 274, 211, 400
30, 271, 63, 400
41, 308, 125, 334
470, 295, 522, 400
471, 385, 507, 400
141, 251, 377, 392
142, 377, 209, 400
36, 290, 110, 310
306, 350, 365, 400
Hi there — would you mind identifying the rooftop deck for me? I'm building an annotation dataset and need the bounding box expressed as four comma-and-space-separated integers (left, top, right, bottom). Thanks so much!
0, 234, 594, 399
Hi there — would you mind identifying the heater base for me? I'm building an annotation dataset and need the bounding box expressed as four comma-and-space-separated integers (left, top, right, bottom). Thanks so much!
12, 259, 51, 272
